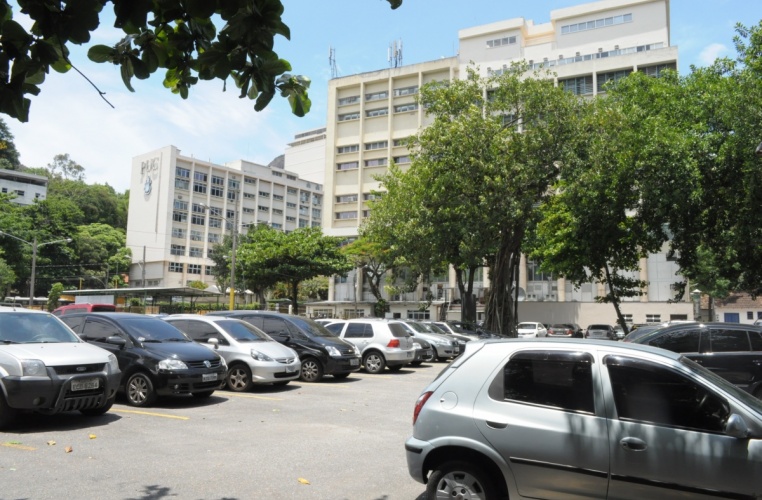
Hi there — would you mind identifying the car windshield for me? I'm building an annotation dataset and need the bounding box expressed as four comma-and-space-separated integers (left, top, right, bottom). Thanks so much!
405, 321, 429, 333
423, 323, 447, 334
289, 317, 337, 338
122, 317, 191, 342
517, 323, 536, 329
218, 320, 272, 342
680, 357, 762, 415
0, 312, 81, 343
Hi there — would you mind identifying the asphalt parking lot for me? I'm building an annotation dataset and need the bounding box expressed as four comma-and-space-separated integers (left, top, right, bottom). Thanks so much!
0, 362, 443, 500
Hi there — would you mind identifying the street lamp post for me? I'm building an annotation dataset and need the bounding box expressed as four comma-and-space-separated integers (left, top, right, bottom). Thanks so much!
691, 288, 702, 321
0, 231, 71, 308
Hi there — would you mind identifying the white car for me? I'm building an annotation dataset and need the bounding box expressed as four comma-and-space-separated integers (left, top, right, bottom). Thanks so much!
165, 314, 301, 391
517, 322, 548, 338
0, 306, 121, 429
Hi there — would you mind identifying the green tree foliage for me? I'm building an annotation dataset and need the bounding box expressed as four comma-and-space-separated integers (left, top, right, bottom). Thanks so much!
47, 153, 85, 181
75, 222, 131, 288
0, 254, 16, 299
341, 236, 396, 309
0, 117, 21, 168
236, 225, 352, 312
0, 0, 402, 122
46, 281, 64, 311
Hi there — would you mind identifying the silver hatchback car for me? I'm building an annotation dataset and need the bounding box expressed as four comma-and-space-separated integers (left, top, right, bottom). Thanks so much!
324, 318, 416, 373
405, 338, 762, 500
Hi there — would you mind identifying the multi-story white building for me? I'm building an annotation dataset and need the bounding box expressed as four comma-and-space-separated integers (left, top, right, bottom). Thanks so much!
313, 0, 693, 325
0, 169, 47, 205
125, 145, 322, 290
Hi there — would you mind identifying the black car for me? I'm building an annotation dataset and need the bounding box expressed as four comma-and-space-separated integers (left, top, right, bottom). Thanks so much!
206, 311, 361, 382
59, 313, 227, 407
630, 322, 762, 398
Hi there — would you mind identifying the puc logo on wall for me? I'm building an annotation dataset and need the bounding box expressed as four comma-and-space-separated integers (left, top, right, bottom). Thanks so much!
140, 157, 160, 198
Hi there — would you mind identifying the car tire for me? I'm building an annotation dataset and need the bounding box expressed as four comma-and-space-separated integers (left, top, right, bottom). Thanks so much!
332, 373, 351, 379
125, 372, 157, 407
0, 391, 17, 430
426, 460, 498, 500
192, 391, 214, 398
226, 363, 253, 392
300, 357, 324, 382
363, 351, 386, 374
80, 395, 115, 416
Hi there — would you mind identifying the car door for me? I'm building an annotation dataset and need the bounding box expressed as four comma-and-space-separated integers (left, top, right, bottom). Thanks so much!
77, 317, 135, 371
703, 326, 758, 391
473, 350, 609, 499
602, 354, 760, 499
343, 322, 372, 352
179, 319, 234, 362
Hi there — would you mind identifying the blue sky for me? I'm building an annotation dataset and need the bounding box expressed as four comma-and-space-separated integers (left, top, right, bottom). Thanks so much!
6, 0, 760, 193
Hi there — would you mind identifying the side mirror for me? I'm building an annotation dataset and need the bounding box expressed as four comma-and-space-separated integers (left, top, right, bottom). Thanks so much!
725, 414, 750, 439
208, 338, 219, 349
106, 336, 127, 348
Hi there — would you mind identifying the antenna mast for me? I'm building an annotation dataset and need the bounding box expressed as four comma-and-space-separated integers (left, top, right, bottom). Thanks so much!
388, 39, 403, 68
329, 46, 338, 78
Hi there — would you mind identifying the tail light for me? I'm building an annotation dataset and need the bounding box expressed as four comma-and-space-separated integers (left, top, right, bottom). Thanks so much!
387, 338, 400, 348
413, 391, 433, 425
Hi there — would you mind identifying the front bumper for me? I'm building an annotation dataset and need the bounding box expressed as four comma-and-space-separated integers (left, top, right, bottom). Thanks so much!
323, 355, 361, 375
153, 367, 227, 395
250, 359, 302, 383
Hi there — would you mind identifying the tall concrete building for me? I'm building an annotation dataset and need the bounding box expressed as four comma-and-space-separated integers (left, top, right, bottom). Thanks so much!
314, 0, 692, 325
0, 169, 47, 205
125, 145, 323, 290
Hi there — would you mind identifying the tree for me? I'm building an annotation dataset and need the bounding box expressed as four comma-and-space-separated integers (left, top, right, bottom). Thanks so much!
0, 0, 402, 122
0, 117, 21, 169
46, 281, 64, 311
341, 236, 397, 315
48, 153, 85, 181
236, 226, 352, 312
75, 223, 131, 288
0, 255, 16, 299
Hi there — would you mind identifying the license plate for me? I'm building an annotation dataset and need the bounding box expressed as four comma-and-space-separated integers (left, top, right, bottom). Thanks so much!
406, 351, 414, 358
72, 378, 99, 391
350, 358, 359, 366
202, 373, 218, 382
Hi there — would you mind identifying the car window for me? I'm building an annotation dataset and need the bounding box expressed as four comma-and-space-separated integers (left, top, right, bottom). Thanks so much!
388, 323, 411, 338
121, 317, 191, 342
495, 351, 595, 414
406, 322, 429, 333
261, 317, 291, 338
217, 320, 271, 342
646, 327, 701, 353
289, 317, 337, 338
345, 323, 370, 338
588, 324, 610, 330
605, 355, 729, 433
81, 318, 122, 341
177, 320, 228, 345
750, 330, 762, 351
709, 328, 750, 352
517, 323, 535, 329
324, 322, 344, 334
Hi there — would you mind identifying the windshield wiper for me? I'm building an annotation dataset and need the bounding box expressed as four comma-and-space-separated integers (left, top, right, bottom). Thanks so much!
0, 340, 19, 344
164, 338, 190, 342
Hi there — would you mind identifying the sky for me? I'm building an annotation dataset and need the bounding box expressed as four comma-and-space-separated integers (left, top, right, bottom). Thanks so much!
5, 0, 761, 194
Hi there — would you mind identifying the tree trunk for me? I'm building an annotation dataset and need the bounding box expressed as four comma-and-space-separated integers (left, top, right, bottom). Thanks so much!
456, 265, 478, 324
290, 280, 299, 314
604, 263, 628, 335
484, 234, 522, 336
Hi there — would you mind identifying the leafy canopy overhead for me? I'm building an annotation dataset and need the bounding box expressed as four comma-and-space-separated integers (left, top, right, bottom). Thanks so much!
0, 0, 402, 122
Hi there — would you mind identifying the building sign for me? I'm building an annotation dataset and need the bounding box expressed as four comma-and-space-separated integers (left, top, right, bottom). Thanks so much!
140, 157, 160, 199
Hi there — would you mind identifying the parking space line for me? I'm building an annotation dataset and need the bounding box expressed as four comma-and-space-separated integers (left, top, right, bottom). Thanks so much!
224, 393, 284, 400
110, 409, 190, 420
1, 442, 36, 451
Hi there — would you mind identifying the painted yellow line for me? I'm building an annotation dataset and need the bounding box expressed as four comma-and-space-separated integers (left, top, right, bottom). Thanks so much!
224, 393, 284, 400
1, 442, 36, 451
110, 409, 190, 420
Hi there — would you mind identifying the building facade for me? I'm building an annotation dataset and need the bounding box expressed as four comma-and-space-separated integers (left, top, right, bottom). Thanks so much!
313, 0, 693, 326
125, 145, 323, 291
0, 169, 47, 205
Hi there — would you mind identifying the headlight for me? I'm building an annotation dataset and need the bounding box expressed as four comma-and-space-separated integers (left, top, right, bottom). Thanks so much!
158, 358, 188, 370
106, 354, 119, 373
250, 350, 273, 362
218, 356, 228, 369
412, 342, 421, 349
21, 359, 48, 377
325, 345, 341, 357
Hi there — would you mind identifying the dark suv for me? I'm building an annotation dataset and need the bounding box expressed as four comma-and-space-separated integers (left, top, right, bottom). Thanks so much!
207, 311, 361, 382
631, 322, 762, 398
59, 313, 227, 407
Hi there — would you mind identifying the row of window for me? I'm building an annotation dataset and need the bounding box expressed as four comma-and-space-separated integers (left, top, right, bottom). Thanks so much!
338, 104, 419, 122
336, 156, 410, 171
168, 262, 210, 275
560, 13, 632, 35
486, 35, 516, 48
526, 42, 665, 72
337, 86, 419, 107
560, 63, 675, 95
335, 193, 382, 204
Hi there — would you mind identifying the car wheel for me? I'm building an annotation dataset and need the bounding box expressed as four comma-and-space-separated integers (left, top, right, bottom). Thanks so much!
80, 395, 115, 416
226, 364, 253, 392
300, 357, 324, 382
332, 373, 351, 379
125, 372, 157, 407
426, 460, 497, 500
387, 364, 403, 371
0, 391, 17, 430
192, 391, 214, 398
363, 351, 386, 374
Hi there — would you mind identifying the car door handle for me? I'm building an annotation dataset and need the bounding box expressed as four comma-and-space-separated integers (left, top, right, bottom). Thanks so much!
620, 437, 647, 451
485, 420, 508, 429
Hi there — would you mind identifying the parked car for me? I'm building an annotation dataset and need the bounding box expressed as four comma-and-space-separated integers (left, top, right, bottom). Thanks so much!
585, 323, 617, 340
405, 338, 762, 499
320, 318, 416, 373
516, 322, 548, 338
754, 319, 762, 327
613, 324, 626, 340
420, 321, 472, 346
410, 338, 435, 366
547, 323, 583, 338
400, 321, 460, 361
622, 324, 666, 343
0, 306, 121, 429
431, 321, 481, 341
206, 311, 360, 382
629, 322, 762, 398
164, 315, 301, 391
52, 303, 116, 316
59, 312, 226, 407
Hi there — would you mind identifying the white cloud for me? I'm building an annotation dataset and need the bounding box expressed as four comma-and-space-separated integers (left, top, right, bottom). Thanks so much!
698, 43, 729, 66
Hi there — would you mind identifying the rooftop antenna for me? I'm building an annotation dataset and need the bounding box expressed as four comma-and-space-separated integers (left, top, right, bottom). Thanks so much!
388, 39, 403, 68
329, 46, 338, 78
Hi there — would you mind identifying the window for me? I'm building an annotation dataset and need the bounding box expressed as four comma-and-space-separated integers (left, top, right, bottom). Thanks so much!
209, 218, 222, 228
212, 175, 224, 186
271, 223, 282, 229
193, 183, 207, 194
194, 172, 208, 182
227, 191, 236, 201
336, 194, 358, 203
646, 314, 661, 323
175, 179, 189, 190
497, 351, 594, 414
363, 193, 381, 201
210, 186, 223, 197
561, 76, 593, 95
338, 112, 360, 122
365, 108, 388, 118
170, 244, 185, 256
393, 138, 409, 147
335, 211, 358, 220
365, 141, 388, 151
172, 227, 186, 239
286, 216, 296, 222
642, 63, 676, 78
273, 208, 283, 215
176, 167, 190, 178
337, 162, 359, 171
189, 247, 203, 257
172, 211, 188, 223
169, 262, 183, 273
393, 86, 418, 97
191, 214, 205, 225
486, 36, 517, 48
647, 327, 701, 353
174, 200, 189, 211
208, 233, 220, 243
365, 158, 388, 167
258, 205, 269, 212
192, 203, 206, 213
312, 208, 321, 218
287, 202, 297, 208
597, 69, 632, 92
272, 171, 283, 177
338, 95, 360, 106
394, 103, 417, 113
710, 329, 750, 352
605, 355, 729, 432
228, 179, 240, 191
337, 145, 359, 154
273, 194, 284, 201
365, 91, 388, 101
187, 264, 202, 275
393, 155, 410, 164
299, 218, 308, 228
259, 191, 270, 198
287, 187, 297, 194
345, 323, 373, 339
561, 13, 632, 35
